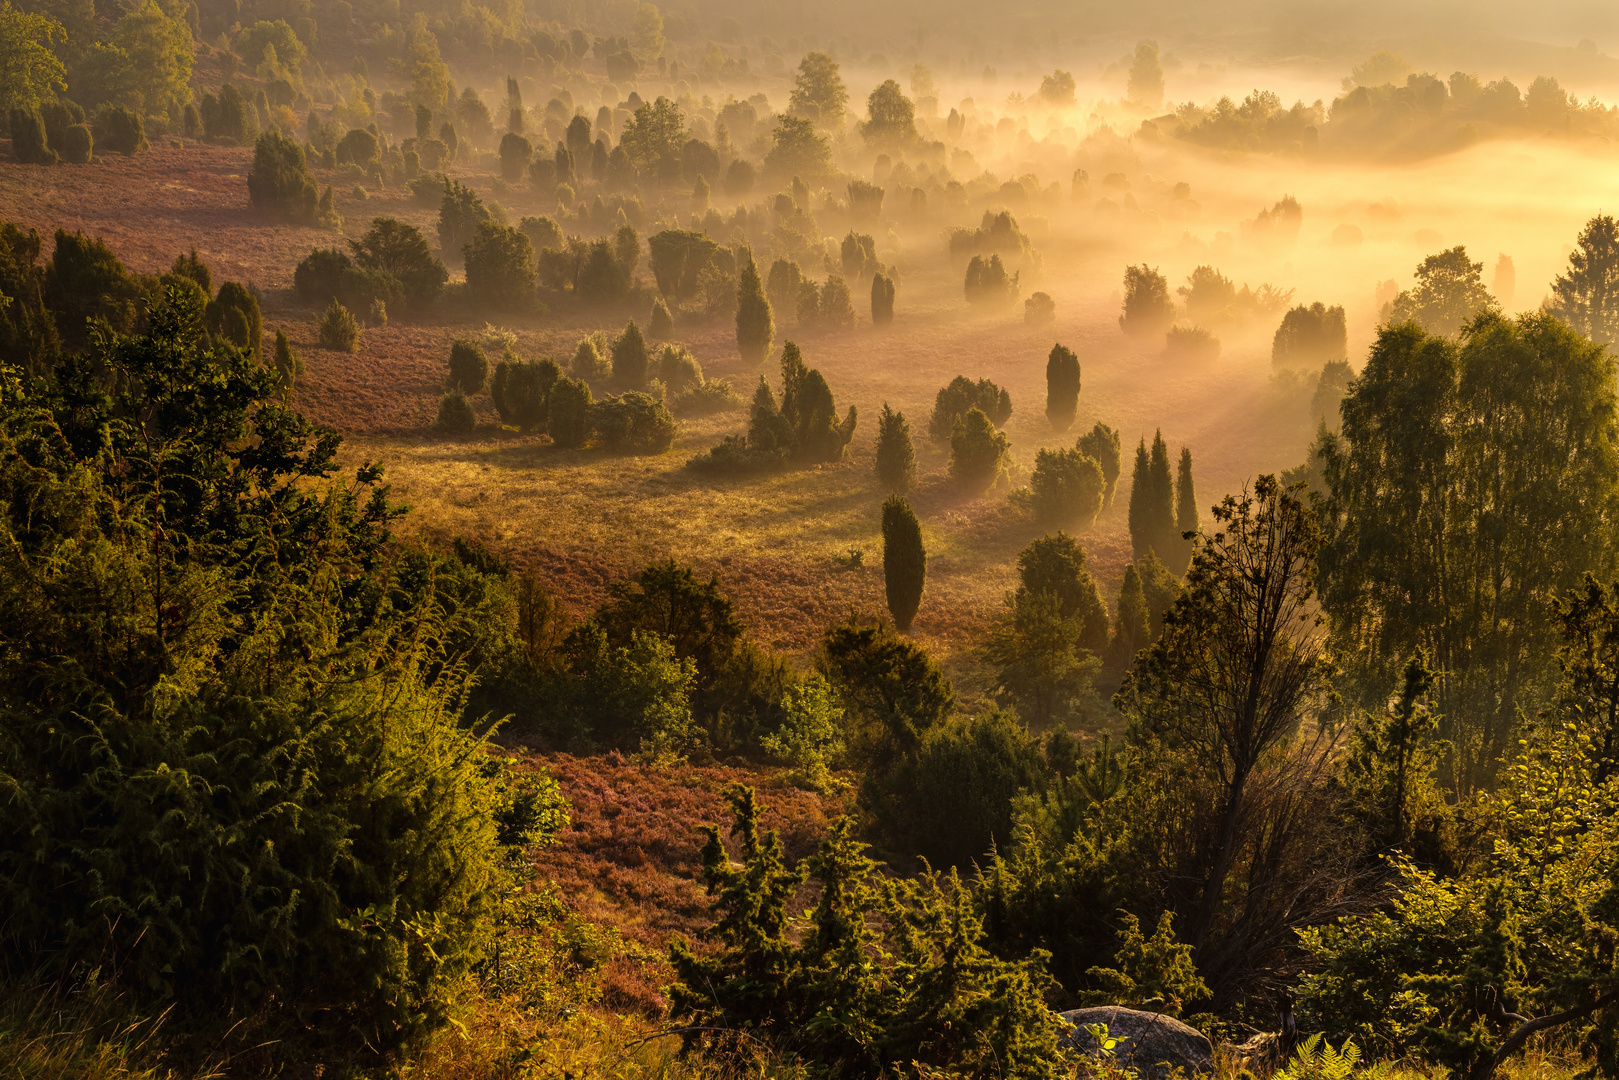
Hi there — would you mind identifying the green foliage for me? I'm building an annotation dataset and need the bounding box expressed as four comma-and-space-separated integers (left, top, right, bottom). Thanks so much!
1387, 246, 1496, 336
875, 402, 917, 493
7, 107, 54, 163
437, 178, 490, 261
248, 129, 320, 222
860, 78, 917, 147
1016, 533, 1112, 656
557, 623, 697, 754
647, 228, 720, 300
92, 104, 143, 155
271, 327, 301, 395
618, 95, 685, 172
464, 221, 536, 310
1325, 313, 1619, 790
735, 252, 774, 364
491, 357, 560, 433
1276, 1035, 1362, 1080
294, 247, 398, 312
761, 673, 846, 791
882, 494, 926, 632
1083, 912, 1210, 1015
435, 386, 476, 434
649, 294, 674, 338
965, 253, 1017, 305
669, 787, 1067, 1077
0, 4, 67, 114
1172, 447, 1199, 574
1046, 343, 1080, 431
982, 591, 1102, 730
1127, 431, 1177, 562
57, 119, 88, 162
591, 390, 676, 454
949, 407, 1011, 493
1078, 422, 1123, 508
929, 374, 1011, 441
350, 217, 447, 306
764, 114, 833, 183
0, 223, 59, 376
547, 375, 593, 448
0, 294, 543, 1057
864, 711, 1050, 872
1118, 475, 1336, 985
1300, 720, 1619, 1074
448, 338, 489, 393
1340, 652, 1448, 857
690, 342, 855, 472
235, 19, 305, 72
818, 614, 954, 770
1550, 214, 1619, 345
318, 298, 359, 351
1027, 446, 1106, 529
205, 280, 261, 360
610, 319, 650, 388
498, 131, 531, 181
44, 228, 153, 345
201, 83, 254, 143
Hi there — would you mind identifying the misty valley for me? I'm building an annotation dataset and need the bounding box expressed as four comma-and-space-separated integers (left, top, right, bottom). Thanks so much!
4, 0, 1619, 1077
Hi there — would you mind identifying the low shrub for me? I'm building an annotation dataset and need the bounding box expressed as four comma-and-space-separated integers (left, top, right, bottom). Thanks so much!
1165, 324, 1221, 362
319, 299, 360, 351
448, 338, 490, 393
92, 105, 146, 155
59, 123, 92, 163
435, 387, 477, 434
592, 391, 676, 454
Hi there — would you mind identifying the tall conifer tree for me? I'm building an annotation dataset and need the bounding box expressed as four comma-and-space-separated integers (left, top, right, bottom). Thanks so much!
875, 402, 916, 492
1173, 446, 1199, 574
882, 495, 926, 631
1045, 343, 1080, 431
735, 252, 775, 364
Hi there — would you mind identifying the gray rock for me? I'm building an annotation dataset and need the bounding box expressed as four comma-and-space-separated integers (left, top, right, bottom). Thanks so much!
1057, 1006, 1214, 1079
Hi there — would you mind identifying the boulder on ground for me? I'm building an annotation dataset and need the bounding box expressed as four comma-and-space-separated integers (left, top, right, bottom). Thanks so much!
1057, 1005, 1214, 1080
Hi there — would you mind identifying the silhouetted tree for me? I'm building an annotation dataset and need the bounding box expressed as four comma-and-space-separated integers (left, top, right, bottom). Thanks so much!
463, 222, 535, 310
875, 402, 916, 493
649, 295, 674, 338
1028, 447, 1105, 530
871, 273, 895, 325
1077, 422, 1122, 508
1128, 433, 1176, 561
1127, 42, 1164, 108
548, 376, 593, 447
1550, 215, 1619, 345
789, 51, 850, 129
1120, 265, 1173, 336
1387, 246, 1495, 337
950, 407, 1011, 494
611, 320, 650, 388
492, 358, 561, 432
735, 252, 774, 363
882, 495, 926, 632
1173, 447, 1199, 574
1016, 532, 1111, 655
1273, 302, 1348, 366
1046, 343, 1080, 431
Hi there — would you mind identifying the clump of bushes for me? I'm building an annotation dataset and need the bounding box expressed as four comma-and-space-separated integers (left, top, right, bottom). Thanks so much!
1273, 301, 1348, 367
929, 375, 1012, 442
688, 342, 857, 473
249, 130, 338, 228
319, 299, 360, 351
1165, 324, 1222, 362
1022, 446, 1106, 528
965, 254, 1017, 305
294, 218, 448, 312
